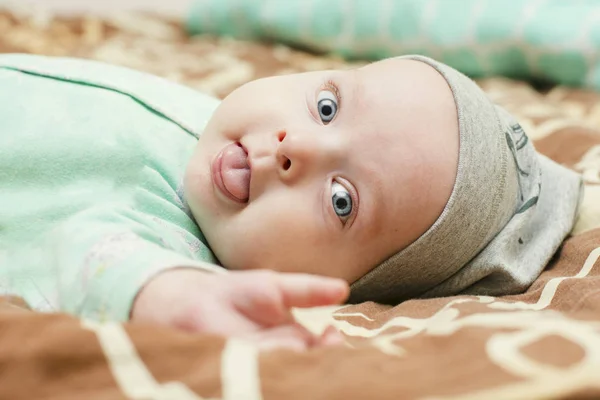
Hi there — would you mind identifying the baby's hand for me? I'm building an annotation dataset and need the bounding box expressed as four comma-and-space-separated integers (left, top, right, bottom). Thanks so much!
131, 268, 349, 351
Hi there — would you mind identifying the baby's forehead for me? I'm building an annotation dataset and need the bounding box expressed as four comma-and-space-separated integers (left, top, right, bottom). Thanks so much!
349, 60, 457, 130
359, 58, 454, 98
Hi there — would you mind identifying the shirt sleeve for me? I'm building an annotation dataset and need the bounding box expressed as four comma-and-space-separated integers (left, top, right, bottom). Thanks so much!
45, 204, 224, 322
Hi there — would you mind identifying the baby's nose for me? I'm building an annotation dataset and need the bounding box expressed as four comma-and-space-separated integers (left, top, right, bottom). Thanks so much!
275, 129, 335, 182
276, 131, 292, 173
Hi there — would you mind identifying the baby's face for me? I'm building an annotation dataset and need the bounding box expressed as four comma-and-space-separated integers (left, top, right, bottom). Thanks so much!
185, 58, 459, 283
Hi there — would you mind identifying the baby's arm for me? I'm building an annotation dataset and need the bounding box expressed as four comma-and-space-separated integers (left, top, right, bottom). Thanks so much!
47, 204, 223, 321
41, 204, 347, 349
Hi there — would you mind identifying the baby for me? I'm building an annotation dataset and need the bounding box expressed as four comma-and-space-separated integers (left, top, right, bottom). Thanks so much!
0, 54, 581, 350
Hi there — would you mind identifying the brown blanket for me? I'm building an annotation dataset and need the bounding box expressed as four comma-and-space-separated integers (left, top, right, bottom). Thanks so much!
1, 9, 599, 400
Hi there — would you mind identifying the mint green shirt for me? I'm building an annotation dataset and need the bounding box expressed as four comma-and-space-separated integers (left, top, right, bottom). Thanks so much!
0, 54, 223, 321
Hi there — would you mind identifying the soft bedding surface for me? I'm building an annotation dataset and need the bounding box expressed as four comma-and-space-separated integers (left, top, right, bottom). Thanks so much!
1, 9, 600, 400
186, 0, 600, 90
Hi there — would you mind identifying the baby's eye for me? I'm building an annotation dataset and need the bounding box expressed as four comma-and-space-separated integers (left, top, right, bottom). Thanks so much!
331, 181, 352, 222
317, 90, 338, 124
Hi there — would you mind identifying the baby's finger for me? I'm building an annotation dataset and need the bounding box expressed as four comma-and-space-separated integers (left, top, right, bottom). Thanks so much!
276, 274, 350, 309
231, 277, 294, 327
317, 325, 345, 347
231, 271, 348, 327
244, 323, 318, 352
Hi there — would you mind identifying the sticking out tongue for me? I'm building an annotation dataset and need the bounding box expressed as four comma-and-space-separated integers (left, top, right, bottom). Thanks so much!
221, 143, 250, 202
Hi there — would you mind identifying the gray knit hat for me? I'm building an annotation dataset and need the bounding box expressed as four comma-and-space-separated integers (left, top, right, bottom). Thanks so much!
349, 55, 583, 304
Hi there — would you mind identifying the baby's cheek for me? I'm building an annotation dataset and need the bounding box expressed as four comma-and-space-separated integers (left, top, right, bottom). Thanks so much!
221, 227, 286, 272
214, 225, 262, 271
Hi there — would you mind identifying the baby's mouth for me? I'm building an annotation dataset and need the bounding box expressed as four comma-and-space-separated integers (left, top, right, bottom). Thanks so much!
211, 142, 251, 203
